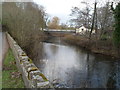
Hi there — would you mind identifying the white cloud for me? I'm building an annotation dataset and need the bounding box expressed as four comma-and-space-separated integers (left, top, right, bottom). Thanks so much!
33, 0, 85, 23
33, 0, 114, 23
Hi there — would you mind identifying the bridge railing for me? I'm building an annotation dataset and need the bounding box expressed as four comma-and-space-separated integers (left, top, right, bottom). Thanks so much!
43, 29, 76, 32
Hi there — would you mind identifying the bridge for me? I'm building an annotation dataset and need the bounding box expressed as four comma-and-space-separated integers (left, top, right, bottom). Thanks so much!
43, 29, 76, 37
43, 29, 76, 33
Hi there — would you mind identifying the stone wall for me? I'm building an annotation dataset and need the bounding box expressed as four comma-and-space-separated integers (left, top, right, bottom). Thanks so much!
6, 32, 54, 89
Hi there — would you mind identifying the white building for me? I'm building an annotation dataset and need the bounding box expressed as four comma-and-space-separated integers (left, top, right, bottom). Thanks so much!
76, 26, 87, 34
76, 26, 95, 34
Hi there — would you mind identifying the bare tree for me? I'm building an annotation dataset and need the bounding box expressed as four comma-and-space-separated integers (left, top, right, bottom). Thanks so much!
89, 1, 97, 39
2, 2, 46, 60
48, 16, 60, 29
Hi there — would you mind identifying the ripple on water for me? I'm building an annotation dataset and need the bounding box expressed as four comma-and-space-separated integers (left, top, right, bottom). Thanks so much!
34, 42, 120, 88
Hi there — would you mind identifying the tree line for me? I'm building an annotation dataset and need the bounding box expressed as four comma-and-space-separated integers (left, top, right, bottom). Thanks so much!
47, 16, 75, 30
70, 1, 114, 39
2, 2, 47, 60
69, 0, 120, 56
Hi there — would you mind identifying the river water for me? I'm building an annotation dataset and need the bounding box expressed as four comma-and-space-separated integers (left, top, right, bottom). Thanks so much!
35, 41, 120, 88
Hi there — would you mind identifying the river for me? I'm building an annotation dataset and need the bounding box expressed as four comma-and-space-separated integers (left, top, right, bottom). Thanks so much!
1, 31, 120, 88
34, 41, 120, 88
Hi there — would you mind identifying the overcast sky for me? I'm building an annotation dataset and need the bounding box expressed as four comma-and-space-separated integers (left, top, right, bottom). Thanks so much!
33, 0, 115, 24
33, 0, 87, 24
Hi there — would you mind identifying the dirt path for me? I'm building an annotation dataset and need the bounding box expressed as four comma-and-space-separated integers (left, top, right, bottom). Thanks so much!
1, 32, 9, 67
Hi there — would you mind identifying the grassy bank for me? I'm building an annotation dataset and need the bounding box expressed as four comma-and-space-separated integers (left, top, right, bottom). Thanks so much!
0, 72, 1, 89
2, 48, 24, 88
63, 34, 119, 58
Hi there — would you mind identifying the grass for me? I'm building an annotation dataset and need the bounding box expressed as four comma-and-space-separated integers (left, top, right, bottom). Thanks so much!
0, 71, 2, 89
2, 48, 25, 88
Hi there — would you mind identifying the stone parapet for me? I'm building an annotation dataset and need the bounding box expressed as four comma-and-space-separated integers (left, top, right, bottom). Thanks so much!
6, 32, 54, 89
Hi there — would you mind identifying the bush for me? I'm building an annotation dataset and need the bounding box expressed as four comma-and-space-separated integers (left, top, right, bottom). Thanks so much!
2, 2, 46, 61
100, 34, 107, 40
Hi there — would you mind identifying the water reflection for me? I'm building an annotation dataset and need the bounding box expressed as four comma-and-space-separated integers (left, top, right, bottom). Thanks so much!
35, 42, 120, 88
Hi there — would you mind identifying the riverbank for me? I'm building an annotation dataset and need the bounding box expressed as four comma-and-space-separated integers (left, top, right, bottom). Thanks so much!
62, 34, 119, 59
2, 49, 24, 88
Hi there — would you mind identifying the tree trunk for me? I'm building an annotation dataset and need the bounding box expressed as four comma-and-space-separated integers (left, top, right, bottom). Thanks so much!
89, 2, 97, 39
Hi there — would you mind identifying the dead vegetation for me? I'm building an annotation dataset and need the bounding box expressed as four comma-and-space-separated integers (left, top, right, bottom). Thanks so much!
63, 34, 118, 58
2, 2, 47, 61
